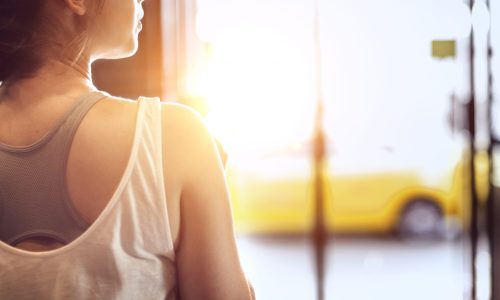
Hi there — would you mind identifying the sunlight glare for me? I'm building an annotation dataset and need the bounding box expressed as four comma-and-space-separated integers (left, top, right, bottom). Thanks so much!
195, 0, 315, 156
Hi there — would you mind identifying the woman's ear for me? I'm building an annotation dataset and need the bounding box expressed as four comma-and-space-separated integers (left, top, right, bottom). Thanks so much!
61, 0, 88, 16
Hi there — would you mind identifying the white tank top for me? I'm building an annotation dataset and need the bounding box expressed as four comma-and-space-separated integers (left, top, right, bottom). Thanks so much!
0, 96, 177, 300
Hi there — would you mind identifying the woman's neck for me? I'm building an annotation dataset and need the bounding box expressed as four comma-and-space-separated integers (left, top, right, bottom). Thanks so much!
0, 59, 96, 105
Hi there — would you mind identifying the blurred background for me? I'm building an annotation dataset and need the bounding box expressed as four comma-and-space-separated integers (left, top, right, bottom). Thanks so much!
93, 0, 500, 299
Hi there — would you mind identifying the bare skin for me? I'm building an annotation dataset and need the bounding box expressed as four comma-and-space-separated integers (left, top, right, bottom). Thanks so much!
0, 0, 253, 299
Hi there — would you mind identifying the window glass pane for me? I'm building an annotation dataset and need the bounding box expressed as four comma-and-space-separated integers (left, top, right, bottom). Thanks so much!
191, 0, 473, 299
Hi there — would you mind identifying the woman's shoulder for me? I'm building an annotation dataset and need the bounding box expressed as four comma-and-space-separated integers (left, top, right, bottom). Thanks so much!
101, 94, 204, 131
160, 101, 203, 124
158, 101, 219, 179
159, 101, 212, 144
96, 93, 137, 111
99, 94, 213, 158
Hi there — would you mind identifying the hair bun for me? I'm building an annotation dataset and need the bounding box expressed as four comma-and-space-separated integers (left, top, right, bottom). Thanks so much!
0, 0, 45, 82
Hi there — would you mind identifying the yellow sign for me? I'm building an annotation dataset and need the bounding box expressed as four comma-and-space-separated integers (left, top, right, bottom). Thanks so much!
432, 40, 456, 59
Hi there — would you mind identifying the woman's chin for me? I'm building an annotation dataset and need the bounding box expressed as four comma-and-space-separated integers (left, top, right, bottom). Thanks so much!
101, 42, 139, 60
123, 38, 140, 57
123, 42, 140, 57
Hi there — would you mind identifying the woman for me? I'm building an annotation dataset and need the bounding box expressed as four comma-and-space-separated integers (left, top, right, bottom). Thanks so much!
0, 0, 253, 299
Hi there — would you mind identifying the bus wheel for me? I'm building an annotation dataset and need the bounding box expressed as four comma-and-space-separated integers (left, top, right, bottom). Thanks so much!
398, 199, 443, 239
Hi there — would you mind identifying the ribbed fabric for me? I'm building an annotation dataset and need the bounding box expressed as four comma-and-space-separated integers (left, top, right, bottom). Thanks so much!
0, 91, 105, 245
0, 96, 177, 300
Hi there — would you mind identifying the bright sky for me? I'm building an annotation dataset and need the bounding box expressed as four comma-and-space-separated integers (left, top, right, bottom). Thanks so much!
194, 0, 487, 179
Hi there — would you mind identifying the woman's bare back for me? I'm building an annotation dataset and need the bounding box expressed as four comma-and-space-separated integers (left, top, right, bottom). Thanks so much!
0, 92, 180, 251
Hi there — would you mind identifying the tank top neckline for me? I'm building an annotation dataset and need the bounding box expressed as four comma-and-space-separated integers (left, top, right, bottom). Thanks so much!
0, 90, 102, 153
0, 96, 147, 258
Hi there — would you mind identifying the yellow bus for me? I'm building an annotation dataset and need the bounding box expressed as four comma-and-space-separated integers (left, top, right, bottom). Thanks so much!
228, 147, 489, 238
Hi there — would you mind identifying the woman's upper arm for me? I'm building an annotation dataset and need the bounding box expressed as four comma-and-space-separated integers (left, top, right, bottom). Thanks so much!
162, 104, 252, 300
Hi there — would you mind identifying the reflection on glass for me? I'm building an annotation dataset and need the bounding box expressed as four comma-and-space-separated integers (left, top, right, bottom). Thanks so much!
191, 0, 479, 299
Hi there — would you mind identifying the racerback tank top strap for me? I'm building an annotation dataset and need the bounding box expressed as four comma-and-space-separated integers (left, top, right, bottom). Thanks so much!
0, 91, 107, 245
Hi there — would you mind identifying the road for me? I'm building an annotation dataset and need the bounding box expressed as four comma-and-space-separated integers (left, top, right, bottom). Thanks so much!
237, 235, 490, 300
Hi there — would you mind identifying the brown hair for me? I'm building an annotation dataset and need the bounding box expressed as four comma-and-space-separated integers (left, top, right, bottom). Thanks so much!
0, 0, 104, 83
